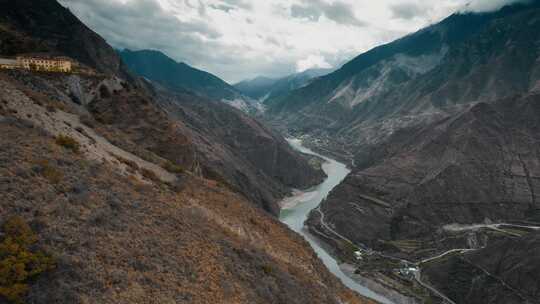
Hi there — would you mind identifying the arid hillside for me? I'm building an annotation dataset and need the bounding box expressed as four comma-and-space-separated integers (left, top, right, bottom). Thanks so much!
0, 111, 370, 304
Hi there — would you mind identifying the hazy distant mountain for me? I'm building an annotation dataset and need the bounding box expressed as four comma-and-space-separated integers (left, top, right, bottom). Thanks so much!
234, 68, 333, 102
118, 49, 260, 112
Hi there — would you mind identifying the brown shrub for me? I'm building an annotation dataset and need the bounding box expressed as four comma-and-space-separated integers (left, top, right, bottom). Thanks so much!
0, 216, 56, 303
140, 168, 158, 181
36, 160, 64, 184
162, 161, 184, 174
55, 135, 80, 153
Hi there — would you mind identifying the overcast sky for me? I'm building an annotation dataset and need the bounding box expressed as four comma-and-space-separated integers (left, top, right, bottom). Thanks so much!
59, 0, 528, 83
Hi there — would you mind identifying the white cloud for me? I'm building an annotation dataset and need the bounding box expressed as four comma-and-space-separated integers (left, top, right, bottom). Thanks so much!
58, 0, 531, 83
460, 0, 531, 12
296, 55, 332, 72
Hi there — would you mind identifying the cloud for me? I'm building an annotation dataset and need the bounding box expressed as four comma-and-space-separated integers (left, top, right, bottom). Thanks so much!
390, 3, 429, 20
291, 4, 322, 22
460, 0, 532, 12
296, 55, 332, 72
58, 0, 526, 83
291, 0, 367, 27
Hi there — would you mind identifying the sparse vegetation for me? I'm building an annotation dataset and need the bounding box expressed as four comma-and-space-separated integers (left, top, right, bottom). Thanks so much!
162, 161, 184, 174
261, 264, 273, 275
115, 155, 140, 171
140, 168, 158, 181
55, 135, 80, 153
0, 216, 55, 303
36, 160, 63, 184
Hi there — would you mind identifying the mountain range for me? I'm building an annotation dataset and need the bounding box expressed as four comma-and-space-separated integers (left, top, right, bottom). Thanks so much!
2, 0, 540, 303
263, 1, 540, 303
266, 1, 540, 157
119, 49, 261, 113
234, 68, 333, 102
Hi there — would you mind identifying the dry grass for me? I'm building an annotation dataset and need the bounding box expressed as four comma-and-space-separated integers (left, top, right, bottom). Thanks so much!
162, 161, 184, 174
55, 135, 80, 153
36, 159, 64, 184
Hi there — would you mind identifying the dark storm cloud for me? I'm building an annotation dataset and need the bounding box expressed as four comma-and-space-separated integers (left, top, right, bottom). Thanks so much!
290, 0, 367, 27
390, 3, 428, 20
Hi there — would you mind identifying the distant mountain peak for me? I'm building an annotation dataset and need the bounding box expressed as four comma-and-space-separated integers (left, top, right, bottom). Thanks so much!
118, 48, 260, 113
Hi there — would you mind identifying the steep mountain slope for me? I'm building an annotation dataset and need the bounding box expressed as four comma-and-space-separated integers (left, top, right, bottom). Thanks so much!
307, 93, 540, 303
0, 110, 369, 304
234, 76, 277, 100
84, 78, 325, 214
422, 231, 540, 304
0, 1, 371, 303
0, 0, 325, 215
119, 49, 259, 112
267, 2, 540, 155
235, 68, 333, 101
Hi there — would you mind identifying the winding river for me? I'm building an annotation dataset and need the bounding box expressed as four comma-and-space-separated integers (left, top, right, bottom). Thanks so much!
279, 139, 394, 304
